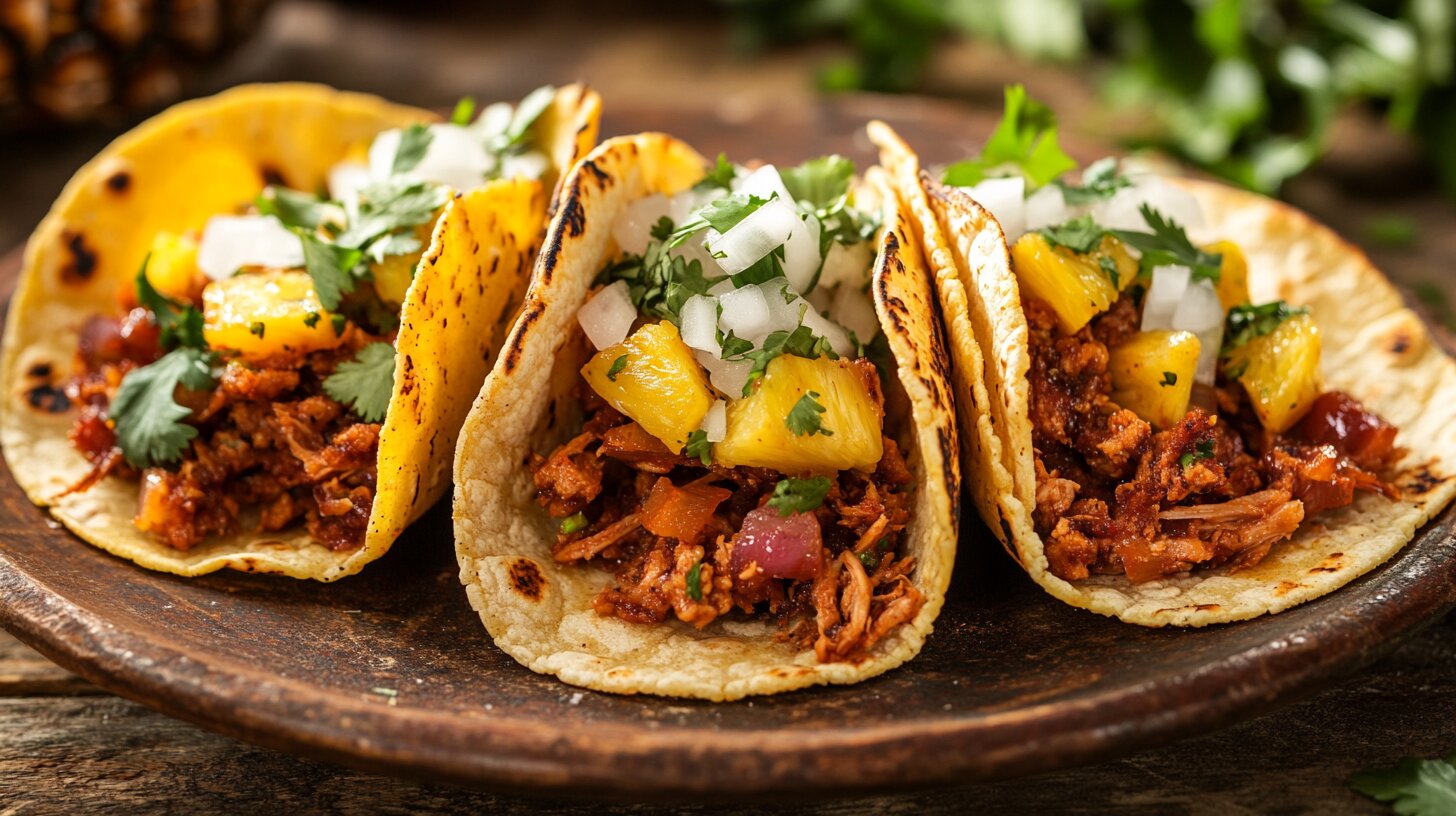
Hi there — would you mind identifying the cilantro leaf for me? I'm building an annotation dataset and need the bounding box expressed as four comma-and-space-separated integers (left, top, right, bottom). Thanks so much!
256, 187, 329, 231
669, 193, 768, 246
559, 511, 588, 535
1178, 438, 1215, 469
1223, 301, 1309, 353
694, 154, 736, 191
606, 354, 629, 382
1039, 215, 1108, 255
649, 216, 675, 242
942, 85, 1077, 189
1351, 754, 1456, 816
786, 391, 833, 437
391, 124, 433, 175
719, 332, 753, 358
684, 429, 712, 466
1160, 371, 1178, 387
685, 561, 704, 601
111, 347, 216, 468
1111, 204, 1224, 283
1054, 157, 1131, 206
322, 342, 396, 422
767, 476, 833, 517
450, 96, 476, 126
134, 255, 206, 350
335, 179, 449, 249
781, 155, 855, 209
737, 325, 837, 396
298, 232, 363, 312
503, 85, 555, 149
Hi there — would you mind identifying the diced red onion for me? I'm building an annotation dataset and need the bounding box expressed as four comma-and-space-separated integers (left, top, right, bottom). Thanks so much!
700, 399, 726, 443
965, 176, 1027, 239
197, 215, 305, 280
730, 506, 822, 581
1172, 280, 1225, 385
707, 197, 798, 275
1141, 265, 1191, 332
577, 280, 636, 350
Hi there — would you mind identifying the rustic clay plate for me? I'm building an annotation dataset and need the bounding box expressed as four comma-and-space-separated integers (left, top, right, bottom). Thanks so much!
0, 96, 1453, 799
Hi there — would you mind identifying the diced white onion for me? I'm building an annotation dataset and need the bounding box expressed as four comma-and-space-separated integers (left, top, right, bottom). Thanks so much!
613, 194, 673, 256
801, 306, 855, 357
830, 284, 879, 343
718, 284, 772, 339
818, 240, 876, 292
782, 213, 822, 293
700, 400, 727, 443
678, 295, 720, 355
369, 123, 490, 192
737, 164, 793, 204
708, 276, 737, 296
1023, 185, 1072, 234
1141, 265, 1191, 331
471, 102, 514, 139
696, 349, 752, 397
327, 161, 372, 202
1171, 280, 1225, 385
764, 280, 810, 333
577, 280, 636, 350
1094, 176, 1205, 233
499, 150, 549, 181
965, 176, 1026, 239
197, 215, 305, 280
707, 197, 798, 276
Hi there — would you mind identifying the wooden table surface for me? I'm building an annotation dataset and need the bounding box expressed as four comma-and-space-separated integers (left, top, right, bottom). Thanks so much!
2, 2, 1454, 813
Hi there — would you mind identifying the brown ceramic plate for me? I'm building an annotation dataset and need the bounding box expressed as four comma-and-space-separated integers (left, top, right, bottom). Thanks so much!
0, 96, 1453, 799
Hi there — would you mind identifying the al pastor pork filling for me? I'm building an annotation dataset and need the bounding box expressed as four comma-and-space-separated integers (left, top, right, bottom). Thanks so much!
533, 155, 924, 662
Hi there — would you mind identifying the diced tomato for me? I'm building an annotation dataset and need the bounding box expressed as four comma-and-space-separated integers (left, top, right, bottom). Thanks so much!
1294, 391, 1399, 471
77, 309, 161, 369
639, 477, 731, 544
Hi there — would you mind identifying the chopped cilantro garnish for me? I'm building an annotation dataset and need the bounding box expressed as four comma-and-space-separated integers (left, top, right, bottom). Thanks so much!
605, 239, 723, 323
669, 193, 769, 246
134, 255, 206, 350
719, 332, 753, 358
685, 562, 704, 601
111, 347, 216, 468
941, 85, 1077, 189
297, 232, 363, 312
786, 391, 833, 437
1098, 255, 1121, 289
559, 512, 588, 535
1160, 371, 1178, 387
248, 322, 266, 338
606, 354, 629, 382
501, 85, 554, 151
322, 342, 396, 422
450, 96, 476, 126
858, 550, 880, 571
684, 429, 712, 466
391, 124, 433, 175
330, 313, 348, 337
649, 216, 675, 242
255, 187, 328, 231
1223, 300, 1309, 353
1039, 215, 1108, 255
1351, 752, 1456, 815
303, 312, 321, 329
1111, 204, 1223, 283
767, 476, 833, 517
694, 154, 736, 191
1053, 157, 1131, 206
335, 178, 449, 250
736, 325, 837, 396
781, 155, 855, 210
1179, 438, 1216, 469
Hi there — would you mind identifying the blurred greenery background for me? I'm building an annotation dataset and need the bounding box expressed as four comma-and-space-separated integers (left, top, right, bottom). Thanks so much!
725, 0, 1455, 201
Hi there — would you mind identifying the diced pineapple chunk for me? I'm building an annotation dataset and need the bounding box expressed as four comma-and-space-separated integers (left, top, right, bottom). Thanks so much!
146, 232, 204, 303
1206, 240, 1250, 311
370, 222, 433, 305
582, 321, 714, 453
715, 355, 883, 474
202, 271, 345, 360
1011, 233, 1138, 333
1110, 330, 1200, 430
1224, 313, 1322, 433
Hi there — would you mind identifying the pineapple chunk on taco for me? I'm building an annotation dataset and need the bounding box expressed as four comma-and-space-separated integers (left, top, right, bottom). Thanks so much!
453, 135, 959, 700
873, 86, 1456, 625
0, 83, 601, 580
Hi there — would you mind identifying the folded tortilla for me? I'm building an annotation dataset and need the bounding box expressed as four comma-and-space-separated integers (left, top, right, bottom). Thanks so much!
0, 82, 600, 580
452, 134, 961, 699
873, 121, 1456, 625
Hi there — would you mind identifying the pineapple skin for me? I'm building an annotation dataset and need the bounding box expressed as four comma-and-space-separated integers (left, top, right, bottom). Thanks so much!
714, 355, 883, 474
202, 270, 343, 360
1011, 233, 1137, 334
1109, 330, 1200, 430
581, 321, 715, 454
1225, 313, 1323, 433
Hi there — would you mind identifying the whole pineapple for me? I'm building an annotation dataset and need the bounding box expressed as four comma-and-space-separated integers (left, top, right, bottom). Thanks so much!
0, 0, 273, 127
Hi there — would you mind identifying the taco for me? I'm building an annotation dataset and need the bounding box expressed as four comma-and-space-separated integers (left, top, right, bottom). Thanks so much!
452, 135, 959, 699
0, 82, 601, 580
873, 87, 1456, 625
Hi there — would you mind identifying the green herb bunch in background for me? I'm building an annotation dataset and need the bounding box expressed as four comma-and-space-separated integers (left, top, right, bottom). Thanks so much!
722, 0, 1456, 199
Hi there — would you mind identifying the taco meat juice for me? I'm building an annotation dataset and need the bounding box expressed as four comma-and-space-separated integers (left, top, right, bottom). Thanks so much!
534, 156, 926, 663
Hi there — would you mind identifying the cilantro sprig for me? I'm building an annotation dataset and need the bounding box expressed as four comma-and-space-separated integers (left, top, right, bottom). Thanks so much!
942, 85, 1077, 189
684, 429, 712, 466
111, 347, 216, 468
786, 391, 833, 437
1053, 157, 1131, 206
767, 476, 833, 517
1110, 205, 1223, 283
322, 342, 397, 422
1351, 753, 1456, 815
134, 256, 205, 350
1178, 438, 1215, 469
1223, 301, 1308, 353
732, 325, 838, 396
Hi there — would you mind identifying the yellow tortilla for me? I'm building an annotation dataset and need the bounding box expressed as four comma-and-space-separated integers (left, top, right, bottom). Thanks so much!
452, 134, 961, 699
878, 122, 1456, 625
0, 82, 601, 580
